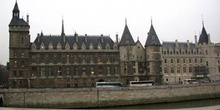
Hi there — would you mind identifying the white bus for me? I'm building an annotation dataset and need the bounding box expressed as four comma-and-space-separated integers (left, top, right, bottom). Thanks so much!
96, 82, 122, 88
129, 80, 154, 87
183, 79, 198, 84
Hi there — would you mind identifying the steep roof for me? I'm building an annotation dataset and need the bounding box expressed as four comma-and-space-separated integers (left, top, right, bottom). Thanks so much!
32, 35, 116, 50
9, 18, 29, 26
145, 24, 161, 46
162, 41, 195, 49
118, 24, 135, 46
198, 26, 209, 44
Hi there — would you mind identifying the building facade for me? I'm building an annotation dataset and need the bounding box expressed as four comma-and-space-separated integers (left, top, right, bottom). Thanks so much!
8, 2, 220, 88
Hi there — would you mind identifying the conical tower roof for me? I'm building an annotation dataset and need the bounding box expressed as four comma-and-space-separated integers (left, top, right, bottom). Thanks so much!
118, 23, 135, 46
198, 25, 209, 44
145, 23, 161, 46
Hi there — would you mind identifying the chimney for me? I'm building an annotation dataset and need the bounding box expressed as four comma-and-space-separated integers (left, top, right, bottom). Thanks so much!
85, 34, 87, 42
75, 33, 78, 43
116, 34, 118, 44
37, 33, 40, 43
187, 40, 190, 47
175, 39, 178, 48
101, 34, 103, 43
194, 35, 197, 45
26, 14, 29, 24
208, 34, 211, 44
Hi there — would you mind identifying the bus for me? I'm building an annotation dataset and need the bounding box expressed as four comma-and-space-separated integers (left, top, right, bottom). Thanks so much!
96, 82, 123, 88
183, 79, 198, 84
129, 80, 154, 87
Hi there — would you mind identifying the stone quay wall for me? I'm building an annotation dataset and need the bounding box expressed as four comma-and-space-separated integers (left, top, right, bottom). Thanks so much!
1, 83, 220, 108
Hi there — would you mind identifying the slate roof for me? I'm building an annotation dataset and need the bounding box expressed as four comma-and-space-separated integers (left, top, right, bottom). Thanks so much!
145, 24, 161, 46
32, 35, 116, 50
198, 26, 209, 44
9, 18, 29, 26
162, 42, 195, 49
118, 24, 135, 46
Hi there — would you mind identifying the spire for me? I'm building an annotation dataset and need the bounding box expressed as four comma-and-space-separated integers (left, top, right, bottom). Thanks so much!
12, 1, 20, 19
145, 20, 161, 46
198, 21, 209, 44
61, 18, 65, 37
118, 19, 135, 46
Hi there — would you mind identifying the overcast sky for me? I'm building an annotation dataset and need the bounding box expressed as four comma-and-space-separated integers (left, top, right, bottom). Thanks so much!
0, 0, 220, 65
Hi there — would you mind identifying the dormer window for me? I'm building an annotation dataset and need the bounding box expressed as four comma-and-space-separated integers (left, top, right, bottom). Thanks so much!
89, 43, 93, 50
106, 43, 110, 50
31, 44, 36, 50
81, 43, 86, 50
65, 43, 70, 50
73, 43, 78, 51
98, 43, 102, 50
40, 43, 45, 50
57, 43, 62, 50
49, 43, 53, 50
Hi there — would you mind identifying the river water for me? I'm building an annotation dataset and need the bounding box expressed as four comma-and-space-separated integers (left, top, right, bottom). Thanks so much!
106, 98, 220, 109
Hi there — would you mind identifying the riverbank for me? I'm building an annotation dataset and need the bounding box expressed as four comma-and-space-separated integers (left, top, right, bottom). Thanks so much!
1, 83, 220, 108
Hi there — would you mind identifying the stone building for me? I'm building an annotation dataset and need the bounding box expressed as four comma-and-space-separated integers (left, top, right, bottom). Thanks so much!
118, 22, 146, 84
9, 2, 120, 88
162, 23, 220, 84
8, 2, 220, 88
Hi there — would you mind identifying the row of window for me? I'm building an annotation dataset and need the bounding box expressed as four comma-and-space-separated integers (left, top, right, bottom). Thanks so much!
163, 49, 208, 55
164, 58, 204, 64
164, 66, 193, 73
13, 60, 26, 68
32, 42, 117, 50
30, 66, 118, 77
31, 53, 119, 64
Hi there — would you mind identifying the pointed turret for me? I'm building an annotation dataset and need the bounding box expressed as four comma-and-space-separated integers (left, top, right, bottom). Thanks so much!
198, 22, 209, 44
12, 1, 19, 19
145, 21, 161, 46
118, 19, 135, 46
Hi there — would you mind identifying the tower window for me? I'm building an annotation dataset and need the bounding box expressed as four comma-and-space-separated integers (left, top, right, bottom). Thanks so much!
14, 60, 17, 67
21, 37, 24, 44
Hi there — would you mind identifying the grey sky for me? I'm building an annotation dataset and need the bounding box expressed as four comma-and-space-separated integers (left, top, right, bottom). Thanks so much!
0, 0, 220, 65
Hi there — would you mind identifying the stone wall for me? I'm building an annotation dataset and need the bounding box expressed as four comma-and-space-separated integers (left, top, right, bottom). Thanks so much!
1, 83, 220, 108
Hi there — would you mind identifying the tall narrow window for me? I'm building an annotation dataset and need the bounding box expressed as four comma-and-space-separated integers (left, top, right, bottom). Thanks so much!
48, 67, 53, 76
171, 59, 173, 63
164, 67, 168, 73
21, 60, 25, 67
21, 37, 24, 44
206, 61, 209, 66
40, 68, 45, 77
171, 67, 174, 73
58, 67, 62, 76
14, 60, 17, 67
13, 71, 17, 77
66, 67, 70, 76
189, 67, 192, 73
164, 59, 167, 63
